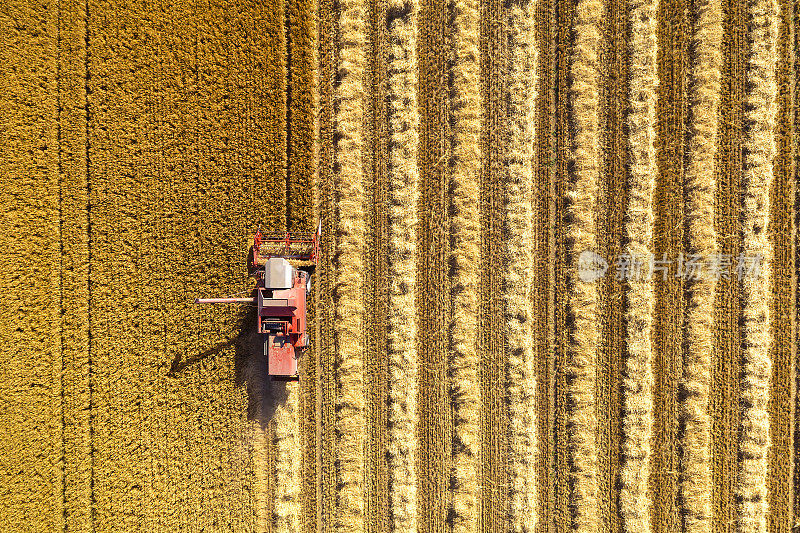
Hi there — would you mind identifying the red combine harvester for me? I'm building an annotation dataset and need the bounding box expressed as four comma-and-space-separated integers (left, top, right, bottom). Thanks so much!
194, 228, 319, 378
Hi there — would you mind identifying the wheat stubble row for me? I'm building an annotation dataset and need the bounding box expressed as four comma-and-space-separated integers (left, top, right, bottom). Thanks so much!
311, 0, 796, 529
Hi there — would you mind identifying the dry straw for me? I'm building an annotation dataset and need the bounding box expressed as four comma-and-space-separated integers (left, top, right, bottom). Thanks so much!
335, 0, 367, 527
567, 0, 603, 529
619, 0, 658, 529
386, 0, 420, 529
275, 384, 301, 530
736, 0, 777, 530
254, 425, 272, 531
680, 0, 722, 528
505, 0, 537, 529
449, 0, 481, 527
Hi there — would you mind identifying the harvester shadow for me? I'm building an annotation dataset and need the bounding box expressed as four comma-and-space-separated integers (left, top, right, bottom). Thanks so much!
233, 306, 289, 428
168, 340, 236, 375
167, 306, 288, 428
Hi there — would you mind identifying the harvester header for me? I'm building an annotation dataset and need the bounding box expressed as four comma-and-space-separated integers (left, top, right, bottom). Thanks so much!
252, 228, 320, 264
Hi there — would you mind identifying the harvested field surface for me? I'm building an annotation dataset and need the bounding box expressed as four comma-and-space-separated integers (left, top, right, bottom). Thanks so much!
1, 0, 799, 531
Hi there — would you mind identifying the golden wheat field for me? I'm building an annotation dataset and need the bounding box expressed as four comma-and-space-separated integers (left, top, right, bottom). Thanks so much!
0, 0, 798, 530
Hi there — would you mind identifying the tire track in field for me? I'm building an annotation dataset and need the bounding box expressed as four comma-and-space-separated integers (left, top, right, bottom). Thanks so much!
533, 0, 559, 527
478, 0, 508, 526
151, 13, 180, 530
681, 0, 722, 527
651, 0, 687, 526
416, 0, 453, 525
736, 0, 778, 529
795, 0, 800, 513
505, 0, 538, 528
596, 0, 628, 527
619, 0, 658, 528
767, 0, 795, 527
386, 0, 419, 529
554, 0, 577, 529
713, 0, 745, 526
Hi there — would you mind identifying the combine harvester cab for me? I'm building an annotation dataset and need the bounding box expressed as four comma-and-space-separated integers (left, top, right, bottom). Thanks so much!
196, 228, 318, 379
256, 257, 309, 378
